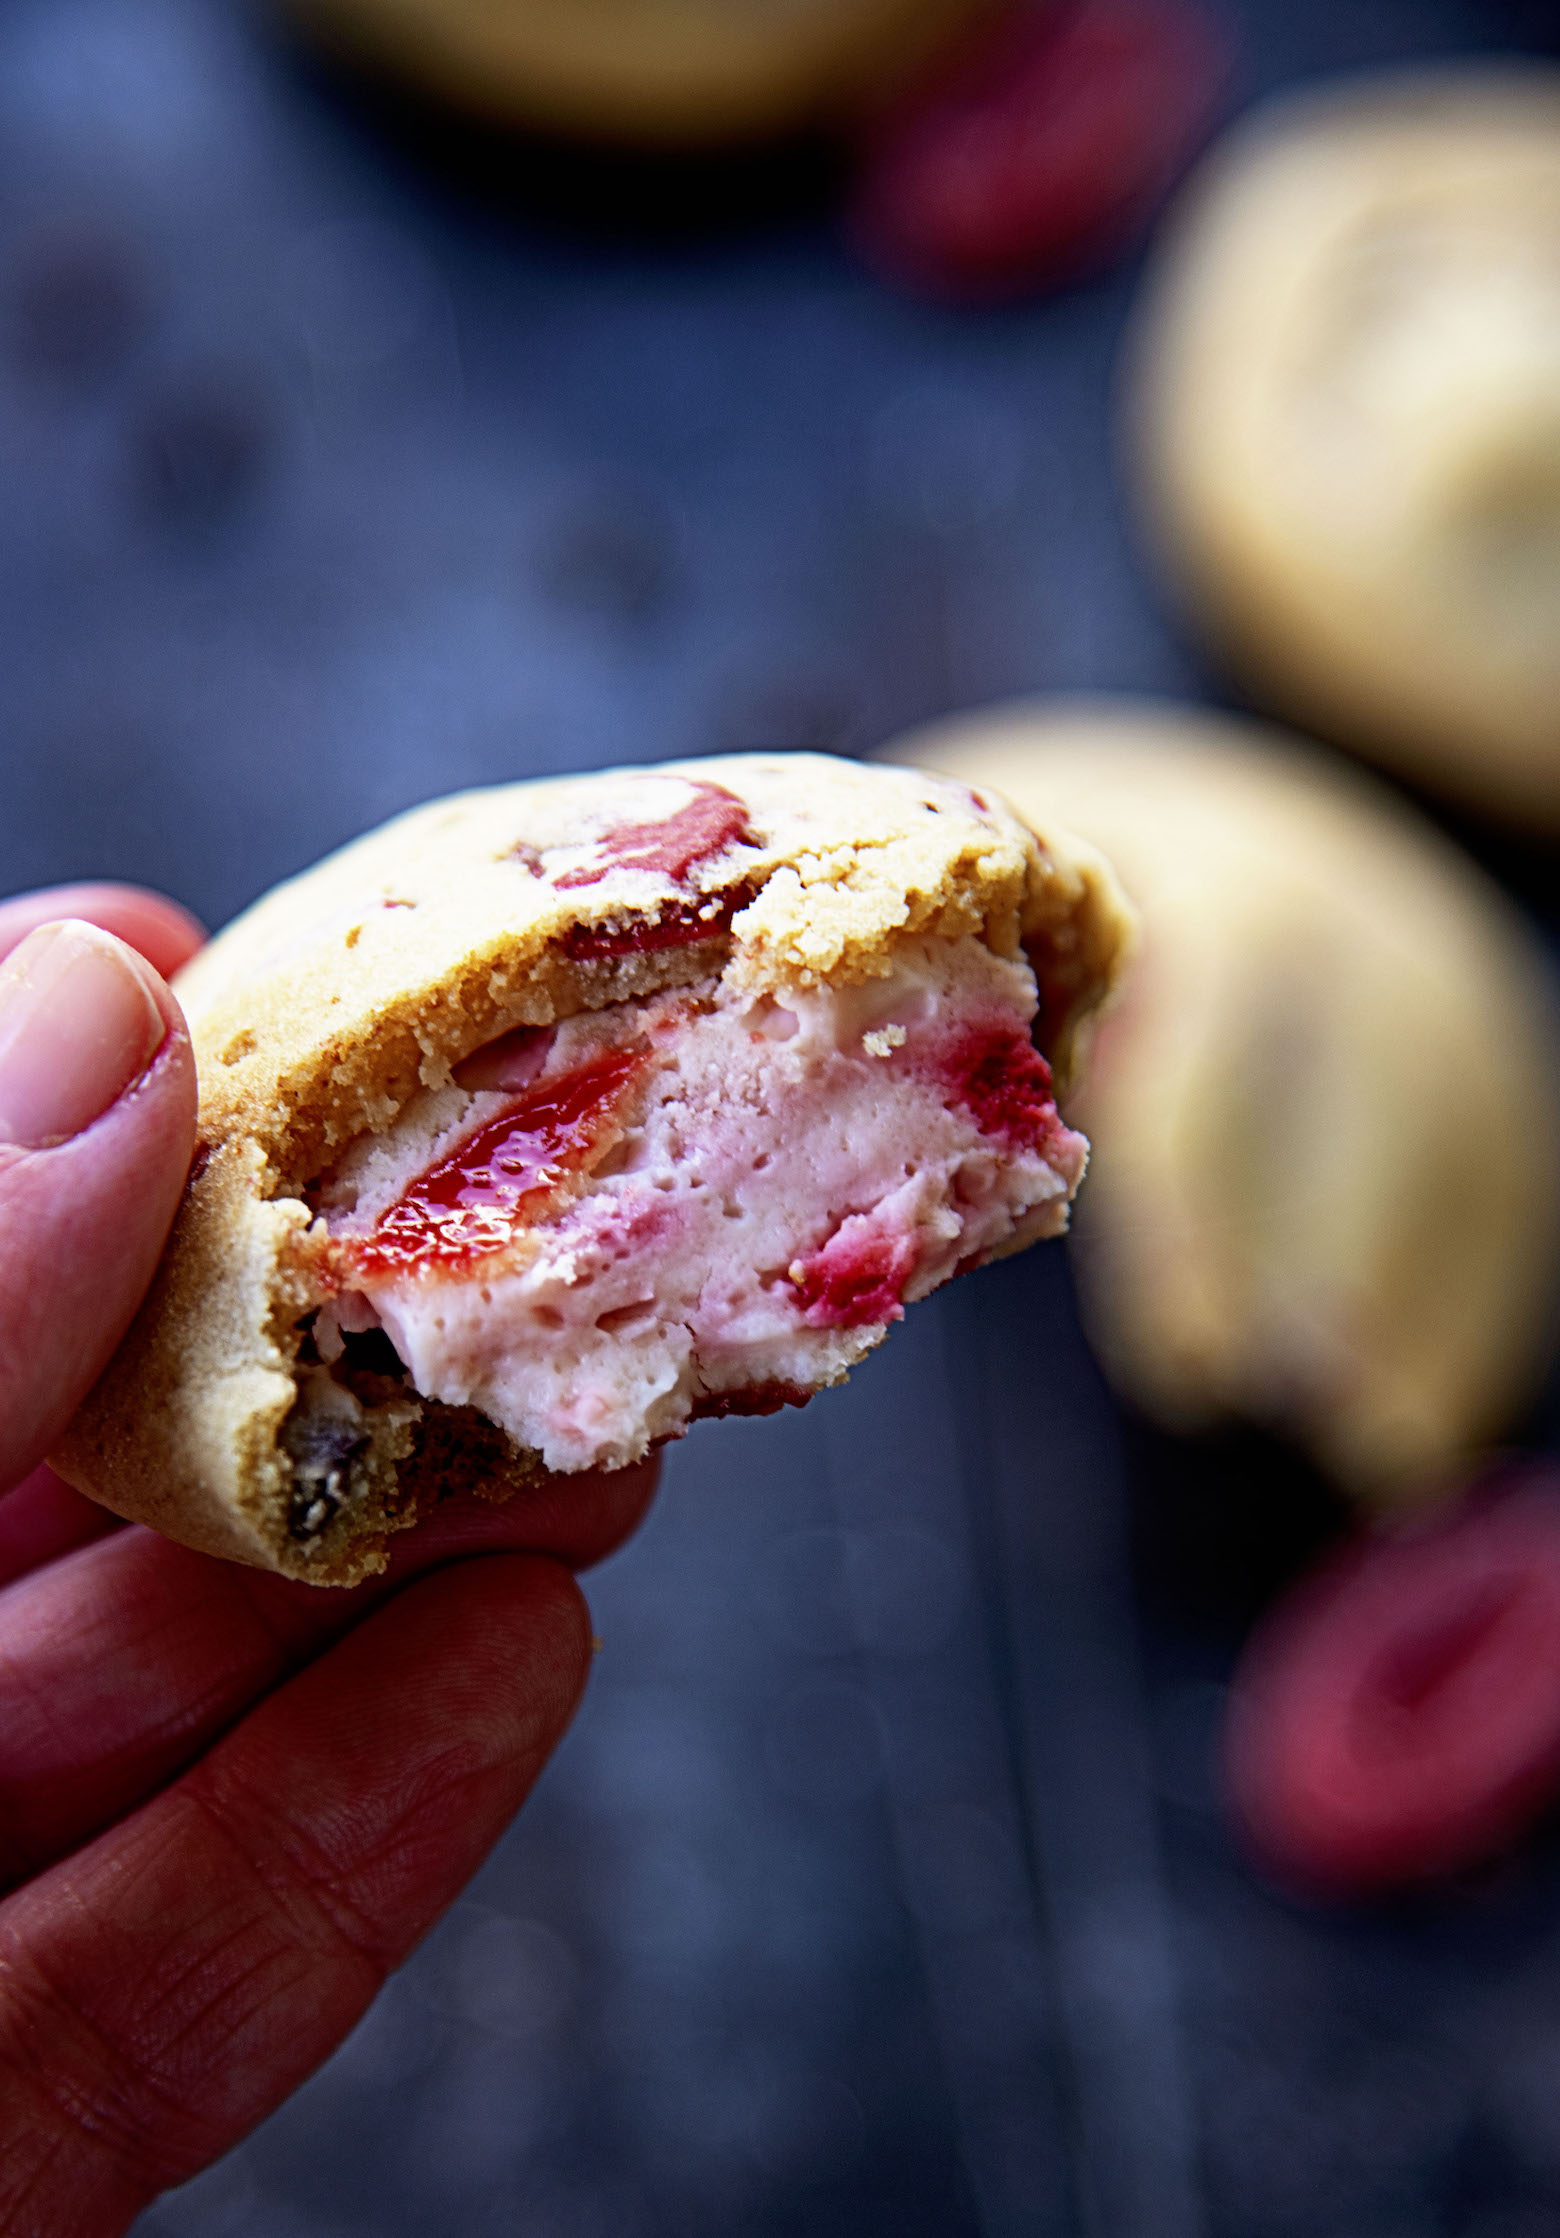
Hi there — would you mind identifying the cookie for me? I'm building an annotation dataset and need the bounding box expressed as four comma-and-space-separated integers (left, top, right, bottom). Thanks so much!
1129, 68, 1560, 830
283, 0, 993, 149
55, 752, 1130, 1582
885, 698, 1560, 1504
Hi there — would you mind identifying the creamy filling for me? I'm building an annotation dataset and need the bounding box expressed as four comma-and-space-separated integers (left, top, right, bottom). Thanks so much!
311, 935, 1086, 1474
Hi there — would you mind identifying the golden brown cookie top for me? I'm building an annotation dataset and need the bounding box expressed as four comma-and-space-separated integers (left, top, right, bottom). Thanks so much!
1129, 65, 1560, 826
886, 693, 1560, 1502
284, 0, 991, 146
178, 752, 1129, 1191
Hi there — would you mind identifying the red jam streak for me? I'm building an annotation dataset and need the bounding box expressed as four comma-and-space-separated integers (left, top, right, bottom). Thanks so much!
940, 1026, 1063, 1153
346, 1050, 644, 1281
560, 879, 759, 962
789, 1222, 918, 1329
555, 782, 756, 890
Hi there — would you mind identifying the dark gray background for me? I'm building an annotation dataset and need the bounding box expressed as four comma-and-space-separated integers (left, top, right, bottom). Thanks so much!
5, 0, 1560, 2231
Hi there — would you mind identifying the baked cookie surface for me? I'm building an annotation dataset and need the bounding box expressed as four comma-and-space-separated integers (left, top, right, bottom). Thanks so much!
282, 0, 991, 147
1131, 67, 1560, 829
886, 698, 1560, 1504
58, 753, 1129, 1581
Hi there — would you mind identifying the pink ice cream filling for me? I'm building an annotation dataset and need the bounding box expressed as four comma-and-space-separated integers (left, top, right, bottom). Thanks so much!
313, 935, 1086, 1474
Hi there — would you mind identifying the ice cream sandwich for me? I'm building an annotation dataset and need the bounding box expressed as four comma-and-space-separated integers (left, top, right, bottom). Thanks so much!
56, 753, 1129, 1582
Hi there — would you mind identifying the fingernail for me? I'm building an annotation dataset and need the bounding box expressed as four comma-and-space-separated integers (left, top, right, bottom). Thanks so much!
0, 921, 166, 1150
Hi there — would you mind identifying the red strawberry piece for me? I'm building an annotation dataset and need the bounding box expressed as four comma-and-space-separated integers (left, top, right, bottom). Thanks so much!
849, 0, 1234, 302
1225, 1470, 1560, 1898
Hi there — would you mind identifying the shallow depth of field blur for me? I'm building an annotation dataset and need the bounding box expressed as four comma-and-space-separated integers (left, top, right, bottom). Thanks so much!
7, 2, 1560, 2235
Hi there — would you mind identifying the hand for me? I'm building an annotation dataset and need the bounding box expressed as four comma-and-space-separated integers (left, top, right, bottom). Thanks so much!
0, 887, 658, 2238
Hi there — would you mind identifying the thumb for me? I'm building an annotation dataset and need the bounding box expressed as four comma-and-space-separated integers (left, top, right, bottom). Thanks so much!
0, 922, 197, 1494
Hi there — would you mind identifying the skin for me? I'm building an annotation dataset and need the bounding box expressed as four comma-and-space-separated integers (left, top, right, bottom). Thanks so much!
0, 885, 658, 2237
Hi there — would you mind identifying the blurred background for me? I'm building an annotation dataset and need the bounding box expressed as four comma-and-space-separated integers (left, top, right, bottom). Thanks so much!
8, 0, 1560, 2232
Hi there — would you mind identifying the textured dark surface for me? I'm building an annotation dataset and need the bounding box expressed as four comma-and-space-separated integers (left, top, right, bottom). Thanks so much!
5, 0, 1560, 2231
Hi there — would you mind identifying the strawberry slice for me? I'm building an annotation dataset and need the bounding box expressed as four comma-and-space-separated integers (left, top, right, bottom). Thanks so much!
849, 0, 1233, 301
1225, 1470, 1560, 1896
343, 1049, 647, 1282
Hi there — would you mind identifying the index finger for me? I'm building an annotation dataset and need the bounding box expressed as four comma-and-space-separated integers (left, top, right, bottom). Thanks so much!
0, 1460, 658, 1891
0, 1467, 122, 1591
0, 1551, 590, 2235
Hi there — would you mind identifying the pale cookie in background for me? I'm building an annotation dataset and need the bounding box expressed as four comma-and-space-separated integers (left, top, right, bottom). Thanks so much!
885, 697, 1560, 1507
280, 0, 996, 148
1129, 68, 1560, 832
56, 752, 1129, 1583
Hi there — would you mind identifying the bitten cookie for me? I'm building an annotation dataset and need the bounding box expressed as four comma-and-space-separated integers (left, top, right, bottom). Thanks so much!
1130, 68, 1560, 831
282, 0, 993, 148
886, 698, 1560, 1505
56, 753, 1129, 1582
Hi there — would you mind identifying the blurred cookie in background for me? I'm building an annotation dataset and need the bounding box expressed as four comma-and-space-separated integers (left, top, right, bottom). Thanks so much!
884, 696, 1560, 1509
278, 0, 997, 149
1128, 70, 1560, 832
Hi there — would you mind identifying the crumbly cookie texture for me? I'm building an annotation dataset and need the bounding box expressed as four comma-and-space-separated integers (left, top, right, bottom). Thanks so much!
55, 753, 1130, 1585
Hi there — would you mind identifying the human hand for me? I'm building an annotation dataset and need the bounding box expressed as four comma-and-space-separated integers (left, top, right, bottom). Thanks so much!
0, 886, 658, 2237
